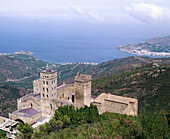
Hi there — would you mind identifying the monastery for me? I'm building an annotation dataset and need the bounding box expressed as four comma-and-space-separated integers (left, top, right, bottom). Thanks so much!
0, 69, 138, 138
8, 70, 138, 126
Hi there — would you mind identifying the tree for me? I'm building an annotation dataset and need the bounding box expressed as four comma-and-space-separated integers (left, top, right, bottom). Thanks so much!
17, 123, 34, 139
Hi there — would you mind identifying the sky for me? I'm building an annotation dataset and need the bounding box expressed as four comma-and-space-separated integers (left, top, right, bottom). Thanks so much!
0, 0, 170, 38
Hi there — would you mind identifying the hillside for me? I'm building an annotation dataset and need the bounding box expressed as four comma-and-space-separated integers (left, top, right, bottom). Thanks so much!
56, 56, 170, 85
118, 35, 170, 56
1, 52, 170, 88
34, 112, 169, 139
0, 84, 31, 117
92, 64, 170, 112
0, 54, 47, 88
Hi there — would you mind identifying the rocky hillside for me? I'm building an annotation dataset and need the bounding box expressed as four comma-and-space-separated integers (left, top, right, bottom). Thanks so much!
118, 35, 170, 56
92, 64, 170, 112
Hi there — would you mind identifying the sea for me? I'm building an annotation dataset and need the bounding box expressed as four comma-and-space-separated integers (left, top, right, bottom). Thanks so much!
0, 34, 146, 64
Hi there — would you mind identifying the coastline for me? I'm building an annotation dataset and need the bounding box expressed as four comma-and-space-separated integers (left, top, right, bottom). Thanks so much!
119, 48, 170, 57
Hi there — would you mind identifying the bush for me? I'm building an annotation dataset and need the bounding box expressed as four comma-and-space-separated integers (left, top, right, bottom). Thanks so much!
17, 123, 34, 139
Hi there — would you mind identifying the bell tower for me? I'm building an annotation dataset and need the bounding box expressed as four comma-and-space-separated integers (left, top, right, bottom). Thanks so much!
74, 73, 92, 108
40, 70, 57, 118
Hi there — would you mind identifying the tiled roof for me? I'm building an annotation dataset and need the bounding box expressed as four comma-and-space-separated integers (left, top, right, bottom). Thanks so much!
12, 108, 40, 118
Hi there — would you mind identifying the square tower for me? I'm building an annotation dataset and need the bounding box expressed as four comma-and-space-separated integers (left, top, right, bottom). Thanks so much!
74, 73, 92, 108
40, 70, 57, 118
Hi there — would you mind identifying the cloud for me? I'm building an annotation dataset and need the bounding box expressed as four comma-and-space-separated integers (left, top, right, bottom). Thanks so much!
70, 5, 99, 20
126, 2, 170, 22
70, 6, 85, 15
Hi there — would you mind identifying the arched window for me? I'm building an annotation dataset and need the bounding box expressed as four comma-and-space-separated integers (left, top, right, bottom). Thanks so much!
43, 94, 45, 97
46, 81, 48, 85
43, 88, 45, 91
46, 88, 48, 92
30, 103, 33, 107
47, 95, 48, 98
43, 81, 45, 85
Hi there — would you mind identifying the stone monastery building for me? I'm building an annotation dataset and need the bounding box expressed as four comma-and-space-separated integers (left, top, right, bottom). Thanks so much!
9, 70, 138, 125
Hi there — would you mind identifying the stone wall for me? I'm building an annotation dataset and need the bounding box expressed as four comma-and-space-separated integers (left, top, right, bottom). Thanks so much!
93, 93, 138, 116
104, 100, 128, 114
17, 95, 41, 112
9, 112, 42, 125
74, 74, 92, 108
33, 79, 41, 94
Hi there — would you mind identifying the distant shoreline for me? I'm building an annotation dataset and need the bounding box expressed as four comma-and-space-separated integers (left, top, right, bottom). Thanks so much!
119, 47, 170, 57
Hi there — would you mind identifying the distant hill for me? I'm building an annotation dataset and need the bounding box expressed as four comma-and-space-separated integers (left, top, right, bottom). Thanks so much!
118, 35, 170, 56
92, 64, 170, 112
0, 54, 47, 88
0, 53, 170, 88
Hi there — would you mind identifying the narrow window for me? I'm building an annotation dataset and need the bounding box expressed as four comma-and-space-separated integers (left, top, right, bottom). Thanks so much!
43, 81, 45, 85
43, 94, 45, 97
43, 88, 45, 91
72, 95, 74, 103
47, 95, 48, 98
46, 81, 48, 85
30, 103, 33, 107
46, 88, 48, 92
